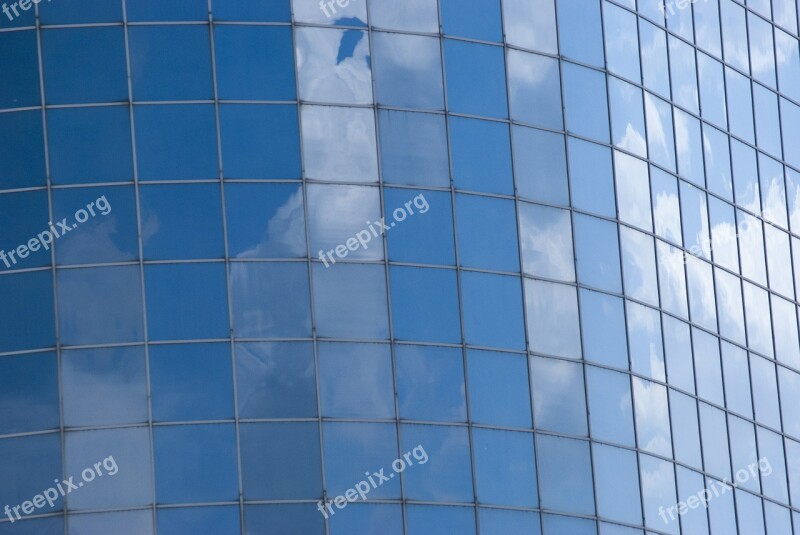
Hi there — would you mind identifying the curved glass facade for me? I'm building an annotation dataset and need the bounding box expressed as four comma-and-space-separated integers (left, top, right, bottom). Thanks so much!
1, 0, 799, 533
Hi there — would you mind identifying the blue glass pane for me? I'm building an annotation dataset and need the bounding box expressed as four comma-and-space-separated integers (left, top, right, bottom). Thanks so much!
145, 263, 229, 341
0, 271, 55, 353
213, 0, 291, 21
557, 0, 604, 66
0, 434, 61, 515
240, 422, 321, 500
461, 272, 526, 350
525, 279, 582, 359
456, 193, 519, 271
390, 266, 461, 343
312, 263, 389, 339
396, 345, 467, 422
450, 116, 513, 195
473, 428, 537, 507
158, 506, 240, 535
514, 126, 569, 205
0, 111, 46, 190
374, 32, 444, 110
219, 104, 301, 179
445, 39, 507, 119
568, 138, 615, 217
41, 27, 126, 104
245, 504, 324, 535
508, 50, 562, 129
47, 106, 133, 184
327, 504, 402, 535
406, 505, 476, 534
40, 0, 122, 23
400, 424, 473, 502
323, 422, 399, 499
378, 110, 449, 187
468, 349, 531, 428
586, 365, 635, 446
127, 0, 207, 21
236, 342, 317, 419
441, 0, 502, 41
140, 183, 224, 260
215, 26, 296, 101
154, 424, 238, 504
129, 26, 213, 100
385, 188, 455, 265
68, 510, 153, 535
0, 352, 58, 434
580, 289, 628, 369
150, 343, 234, 422
563, 62, 610, 142
538, 434, 594, 515
479, 508, 541, 535
532, 356, 587, 435
575, 214, 622, 292
0, 190, 51, 271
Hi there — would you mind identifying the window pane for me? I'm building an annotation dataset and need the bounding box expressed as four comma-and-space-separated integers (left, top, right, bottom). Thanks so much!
587, 366, 635, 446
296, 27, 371, 105
301, 106, 378, 182
397, 345, 466, 422
378, 110, 449, 187
593, 443, 641, 524
538, 435, 594, 515
525, 280, 581, 359
461, 272, 526, 350
580, 289, 628, 369
568, 138, 615, 217
532, 356, 587, 435
563, 63, 610, 142
503, 0, 557, 53
456, 194, 519, 272
513, 126, 568, 205
520, 203, 574, 282
319, 342, 394, 418
373, 32, 443, 110
445, 40, 507, 119
473, 428, 537, 507
507, 50, 562, 129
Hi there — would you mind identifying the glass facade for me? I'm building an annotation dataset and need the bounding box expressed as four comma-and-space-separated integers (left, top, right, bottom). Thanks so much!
1, 0, 799, 533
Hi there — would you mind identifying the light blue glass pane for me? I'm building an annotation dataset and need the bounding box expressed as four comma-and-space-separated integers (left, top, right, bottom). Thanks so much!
644, 92, 676, 171
151, 343, 234, 422
145, 263, 229, 341
781, 97, 800, 170
663, 315, 695, 393
296, 27, 371, 105
674, 109, 705, 187
507, 50, 562, 129
694, 0, 722, 58
703, 124, 733, 200
699, 403, 731, 480
640, 20, 670, 98
390, 266, 461, 343
468, 349, 531, 428
669, 35, 699, 113
721, 342, 752, 418
369, 0, 439, 32
319, 342, 394, 419
473, 428, 537, 507
328, 503, 402, 535
519, 203, 574, 281
461, 272, 526, 350
235, 342, 317, 419
503, 0, 557, 53
58, 266, 143, 346
450, 117, 513, 195
639, 454, 679, 534
593, 443, 642, 524
63, 346, 148, 427
154, 424, 238, 503
400, 424, 473, 502
54, 185, 138, 264
568, 138, 615, 217
580, 289, 628, 369
698, 53, 727, 128
604, 2, 640, 81
456, 194, 519, 272
538, 435, 594, 515
312, 263, 389, 340
445, 39, 507, 119
609, 77, 646, 158
543, 514, 597, 535
557, 0, 604, 66
231, 262, 311, 338
225, 183, 307, 259
532, 356, 587, 435
526, 279, 581, 358
0, 352, 59, 435
634, 378, 672, 457
384, 188, 455, 265
514, 126, 569, 205
670, 390, 703, 469
587, 365, 635, 446
65, 427, 152, 509
674, 467, 709, 535
726, 69, 756, 145
574, 213, 622, 292
240, 422, 321, 500
751, 355, 782, 429
323, 422, 399, 499
308, 183, 381, 261
397, 345, 467, 422
692, 328, 724, 406
140, 184, 224, 260
69, 511, 153, 535
374, 32, 443, 110
379, 110, 449, 187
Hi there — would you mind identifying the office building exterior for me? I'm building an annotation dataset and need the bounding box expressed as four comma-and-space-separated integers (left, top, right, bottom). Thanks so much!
1, 0, 799, 533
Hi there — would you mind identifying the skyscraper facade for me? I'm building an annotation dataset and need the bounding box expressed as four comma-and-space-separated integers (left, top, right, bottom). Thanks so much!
1, 0, 799, 533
